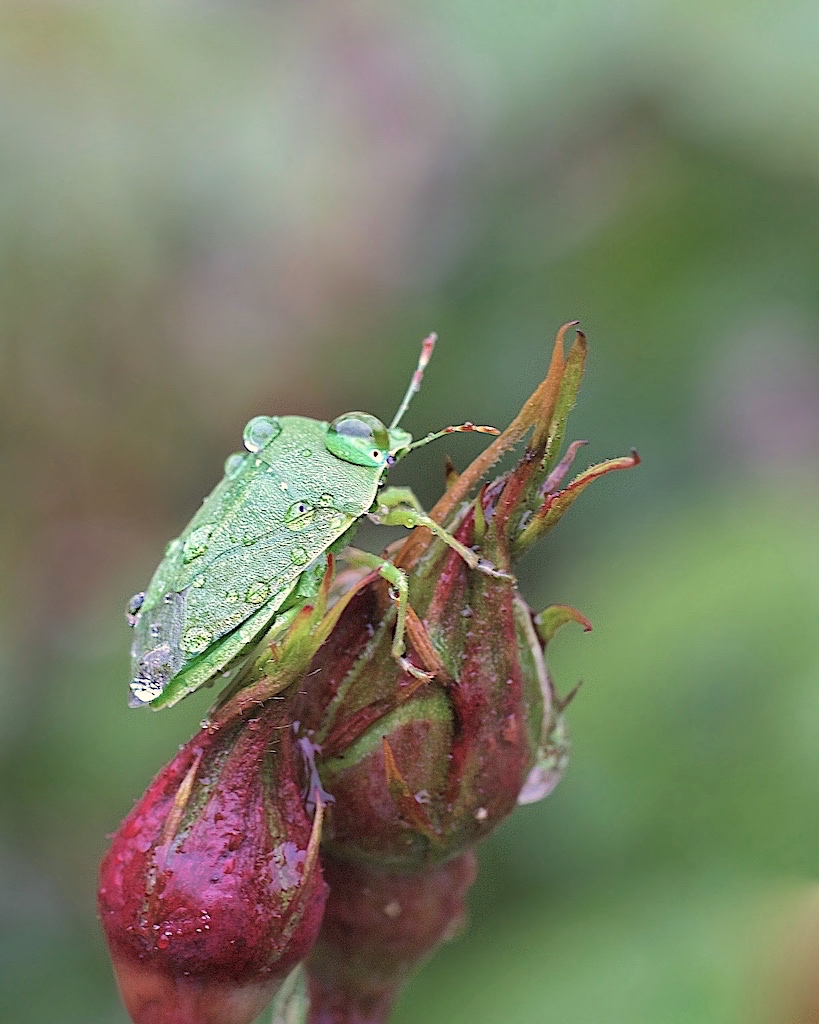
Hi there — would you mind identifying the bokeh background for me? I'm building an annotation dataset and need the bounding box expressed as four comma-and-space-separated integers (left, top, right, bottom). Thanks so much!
2, 3, 818, 1022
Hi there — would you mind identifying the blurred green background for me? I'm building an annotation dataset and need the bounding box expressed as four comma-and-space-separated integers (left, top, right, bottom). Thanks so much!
1, 3, 817, 1022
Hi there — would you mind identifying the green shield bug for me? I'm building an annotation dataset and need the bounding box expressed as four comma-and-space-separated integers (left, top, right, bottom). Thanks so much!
127, 335, 503, 710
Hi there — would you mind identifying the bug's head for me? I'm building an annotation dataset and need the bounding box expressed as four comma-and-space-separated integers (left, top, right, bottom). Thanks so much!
326, 413, 411, 471
325, 335, 499, 471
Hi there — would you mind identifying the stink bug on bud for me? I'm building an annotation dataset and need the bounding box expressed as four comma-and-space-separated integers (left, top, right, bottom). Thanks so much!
127, 335, 503, 710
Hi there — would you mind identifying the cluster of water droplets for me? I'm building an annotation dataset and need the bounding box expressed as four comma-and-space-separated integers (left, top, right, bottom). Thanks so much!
145, 908, 213, 952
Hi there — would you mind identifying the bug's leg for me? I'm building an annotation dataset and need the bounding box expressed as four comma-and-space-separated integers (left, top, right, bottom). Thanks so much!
378, 560, 434, 682
372, 486, 512, 580
342, 547, 434, 682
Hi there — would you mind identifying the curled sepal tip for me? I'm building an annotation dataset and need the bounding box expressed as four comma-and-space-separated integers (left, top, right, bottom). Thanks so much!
534, 604, 593, 646
515, 448, 641, 555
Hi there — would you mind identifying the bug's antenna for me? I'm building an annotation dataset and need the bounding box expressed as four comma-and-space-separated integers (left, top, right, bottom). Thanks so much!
406, 422, 501, 452
390, 333, 437, 430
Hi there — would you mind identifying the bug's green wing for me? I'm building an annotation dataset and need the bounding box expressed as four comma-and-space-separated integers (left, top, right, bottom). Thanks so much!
144, 584, 306, 710
130, 416, 383, 708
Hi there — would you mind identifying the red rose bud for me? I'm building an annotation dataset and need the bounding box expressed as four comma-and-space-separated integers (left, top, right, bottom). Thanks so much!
306, 852, 477, 1024
291, 324, 637, 869
294, 582, 547, 869
98, 705, 327, 1024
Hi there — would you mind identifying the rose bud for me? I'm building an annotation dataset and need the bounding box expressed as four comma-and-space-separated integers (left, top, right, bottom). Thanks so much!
291, 324, 638, 869
306, 852, 477, 1024
292, 581, 550, 869
98, 704, 327, 1024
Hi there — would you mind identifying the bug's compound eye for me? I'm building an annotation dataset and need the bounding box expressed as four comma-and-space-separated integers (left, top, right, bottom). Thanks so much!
243, 415, 282, 454
326, 412, 390, 468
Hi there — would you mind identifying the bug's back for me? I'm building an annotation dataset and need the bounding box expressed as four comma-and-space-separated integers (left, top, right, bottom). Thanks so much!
130, 416, 384, 703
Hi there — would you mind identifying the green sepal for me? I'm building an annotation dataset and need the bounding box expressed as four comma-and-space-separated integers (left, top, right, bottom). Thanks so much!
319, 693, 452, 782
542, 330, 587, 473
206, 553, 380, 729
270, 966, 309, 1024
472, 485, 488, 544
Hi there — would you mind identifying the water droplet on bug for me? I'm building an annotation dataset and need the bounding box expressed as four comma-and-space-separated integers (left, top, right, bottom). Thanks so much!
183, 525, 214, 563
241, 532, 257, 547
224, 589, 240, 605
301, 448, 312, 457
164, 538, 182, 558
284, 500, 316, 531
290, 546, 309, 566
243, 416, 282, 453
326, 413, 390, 466
190, 575, 205, 588
149, 624, 162, 639
224, 452, 245, 479
245, 580, 270, 605
126, 592, 145, 627
180, 628, 211, 654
